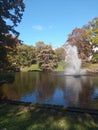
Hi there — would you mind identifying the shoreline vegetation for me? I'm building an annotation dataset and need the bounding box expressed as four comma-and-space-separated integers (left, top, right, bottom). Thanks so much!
21, 62, 98, 73
0, 62, 98, 73
0, 62, 98, 83
21, 62, 65, 72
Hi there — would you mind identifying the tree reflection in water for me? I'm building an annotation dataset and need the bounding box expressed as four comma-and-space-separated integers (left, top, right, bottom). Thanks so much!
0, 72, 98, 109
35, 72, 56, 102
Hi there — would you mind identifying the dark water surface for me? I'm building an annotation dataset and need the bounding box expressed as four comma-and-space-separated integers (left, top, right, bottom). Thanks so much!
0, 72, 98, 109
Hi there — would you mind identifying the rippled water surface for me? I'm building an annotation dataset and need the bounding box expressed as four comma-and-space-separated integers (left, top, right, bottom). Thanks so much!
0, 72, 98, 109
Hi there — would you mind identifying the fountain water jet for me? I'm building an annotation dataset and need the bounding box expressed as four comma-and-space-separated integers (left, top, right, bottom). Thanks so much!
63, 45, 86, 76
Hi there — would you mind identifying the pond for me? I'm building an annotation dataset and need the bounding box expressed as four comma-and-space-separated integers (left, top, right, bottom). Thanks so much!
0, 72, 98, 110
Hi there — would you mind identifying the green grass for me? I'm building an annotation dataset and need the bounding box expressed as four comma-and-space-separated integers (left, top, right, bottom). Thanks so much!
21, 62, 98, 72
54, 62, 66, 71
28, 64, 41, 71
21, 64, 41, 72
20, 62, 98, 72
28, 62, 66, 72
0, 103, 98, 130
24, 62, 66, 72
82, 63, 98, 72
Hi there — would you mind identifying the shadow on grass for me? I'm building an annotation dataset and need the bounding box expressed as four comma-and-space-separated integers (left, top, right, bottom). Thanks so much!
0, 103, 98, 130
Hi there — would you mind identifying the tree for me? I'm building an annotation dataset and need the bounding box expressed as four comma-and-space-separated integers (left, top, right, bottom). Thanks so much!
91, 52, 98, 63
0, 35, 20, 70
0, 44, 9, 70
83, 17, 98, 63
55, 47, 65, 62
7, 45, 37, 68
67, 28, 92, 61
84, 17, 98, 47
37, 45, 57, 71
0, 0, 25, 70
36, 41, 46, 51
0, 0, 25, 44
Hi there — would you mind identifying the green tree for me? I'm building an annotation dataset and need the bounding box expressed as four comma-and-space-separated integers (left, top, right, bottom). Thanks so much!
7, 45, 37, 68
91, 52, 98, 63
0, 45, 8, 70
0, 35, 20, 70
0, 0, 25, 70
37, 45, 57, 71
85, 17, 98, 47
84, 17, 98, 63
0, 0, 25, 40
55, 47, 65, 62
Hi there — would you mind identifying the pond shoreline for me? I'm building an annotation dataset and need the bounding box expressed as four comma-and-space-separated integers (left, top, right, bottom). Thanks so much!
0, 76, 14, 86
0, 70, 98, 111
0, 99, 98, 115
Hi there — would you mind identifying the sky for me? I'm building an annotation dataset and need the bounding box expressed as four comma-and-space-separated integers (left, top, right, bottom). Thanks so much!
16, 0, 98, 48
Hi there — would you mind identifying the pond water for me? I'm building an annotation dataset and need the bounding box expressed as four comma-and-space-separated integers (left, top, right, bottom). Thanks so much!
0, 72, 98, 109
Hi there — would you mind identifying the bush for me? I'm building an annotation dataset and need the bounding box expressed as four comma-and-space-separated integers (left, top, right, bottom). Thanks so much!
91, 53, 98, 63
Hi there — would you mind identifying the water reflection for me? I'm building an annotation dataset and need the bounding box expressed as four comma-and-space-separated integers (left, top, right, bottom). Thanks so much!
64, 76, 82, 106
63, 76, 94, 108
0, 72, 98, 109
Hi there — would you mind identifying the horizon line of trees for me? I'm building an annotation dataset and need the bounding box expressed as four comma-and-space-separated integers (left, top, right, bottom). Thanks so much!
7, 42, 65, 71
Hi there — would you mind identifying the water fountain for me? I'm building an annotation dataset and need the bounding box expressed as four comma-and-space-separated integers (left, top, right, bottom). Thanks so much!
63, 44, 86, 76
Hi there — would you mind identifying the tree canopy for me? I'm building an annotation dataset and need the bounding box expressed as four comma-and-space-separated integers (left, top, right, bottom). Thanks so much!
0, 0, 25, 44
55, 47, 65, 62
67, 28, 92, 61
66, 17, 98, 63
36, 41, 47, 52
84, 17, 98, 47
7, 45, 37, 67
0, 0, 25, 70
37, 45, 57, 71
85, 17, 98, 63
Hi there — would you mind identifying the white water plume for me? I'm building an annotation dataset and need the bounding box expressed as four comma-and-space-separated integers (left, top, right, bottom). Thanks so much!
64, 45, 82, 75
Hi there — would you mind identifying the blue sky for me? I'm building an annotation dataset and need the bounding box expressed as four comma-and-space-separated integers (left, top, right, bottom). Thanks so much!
16, 0, 98, 48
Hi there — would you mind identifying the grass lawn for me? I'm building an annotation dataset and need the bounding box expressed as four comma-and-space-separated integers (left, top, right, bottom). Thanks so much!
83, 63, 98, 72
21, 64, 41, 72
21, 62, 98, 72
21, 62, 66, 72
54, 62, 66, 71
0, 103, 98, 130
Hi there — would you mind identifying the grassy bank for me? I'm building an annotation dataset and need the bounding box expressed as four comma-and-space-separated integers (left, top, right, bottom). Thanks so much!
21, 62, 98, 72
21, 64, 41, 72
0, 103, 98, 130
83, 63, 98, 72
54, 62, 65, 71
21, 62, 66, 72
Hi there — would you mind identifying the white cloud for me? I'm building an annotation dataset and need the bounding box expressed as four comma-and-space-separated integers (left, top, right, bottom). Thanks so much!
32, 25, 43, 30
